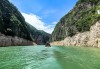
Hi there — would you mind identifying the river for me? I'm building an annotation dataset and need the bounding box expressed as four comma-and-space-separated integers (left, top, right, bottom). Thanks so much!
0, 45, 100, 69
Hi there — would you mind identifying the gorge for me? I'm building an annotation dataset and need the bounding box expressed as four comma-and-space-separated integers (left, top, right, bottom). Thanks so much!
1, 0, 100, 69
1, 0, 100, 47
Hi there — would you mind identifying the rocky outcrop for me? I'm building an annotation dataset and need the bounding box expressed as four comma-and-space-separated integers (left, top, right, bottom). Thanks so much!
50, 41, 64, 46
51, 21, 100, 47
0, 33, 33, 46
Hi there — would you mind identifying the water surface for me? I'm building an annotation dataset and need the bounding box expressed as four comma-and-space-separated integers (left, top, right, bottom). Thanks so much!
0, 45, 100, 69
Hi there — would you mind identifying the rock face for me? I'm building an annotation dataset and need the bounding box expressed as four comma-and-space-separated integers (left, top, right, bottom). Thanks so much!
50, 41, 64, 46
0, 0, 32, 40
52, 0, 100, 41
0, 33, 33, 46
0, 0, 34, 46
0, 0, 51, 46
51, 0, 100, 47
51, 21, 100, 47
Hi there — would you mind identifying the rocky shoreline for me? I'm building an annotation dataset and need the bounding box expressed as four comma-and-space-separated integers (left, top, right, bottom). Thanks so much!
0, 33, 34, 46
51, 21, 100, 48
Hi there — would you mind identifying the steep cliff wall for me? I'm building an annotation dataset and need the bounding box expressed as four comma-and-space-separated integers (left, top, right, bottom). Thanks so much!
51, 21, 100, 47
0, 33, 34, 46
52, 0, 100, 41
0, 0, 51, 46
0, 0, 32, 40
0, 0, 35, 46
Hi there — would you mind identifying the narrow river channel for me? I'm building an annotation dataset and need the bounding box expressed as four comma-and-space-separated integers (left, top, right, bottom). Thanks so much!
0, 45, 100, 69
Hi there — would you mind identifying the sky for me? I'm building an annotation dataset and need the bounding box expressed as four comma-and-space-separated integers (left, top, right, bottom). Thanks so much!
9, 0, 78, 33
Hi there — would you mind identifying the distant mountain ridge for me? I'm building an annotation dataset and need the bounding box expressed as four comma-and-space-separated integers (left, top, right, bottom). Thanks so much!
27, 23, 50, 45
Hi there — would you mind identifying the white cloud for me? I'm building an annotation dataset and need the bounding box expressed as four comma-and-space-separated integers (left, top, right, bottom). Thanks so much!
21, 12, 57, 34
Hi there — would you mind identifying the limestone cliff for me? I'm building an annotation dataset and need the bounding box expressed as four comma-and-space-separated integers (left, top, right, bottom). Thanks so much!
0, 0, 34, 46
0, 0, 32, 39
0, 33, 34, 46
0, 0, 50, 46
52, 0, 100, 41
51, 0, 100, 47
51, 21, 100, 47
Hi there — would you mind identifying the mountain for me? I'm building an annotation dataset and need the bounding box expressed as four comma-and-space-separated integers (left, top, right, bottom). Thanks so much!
51, 0, 100, 41
0, 0, 32, 40
27, 23, 50, 45
0, 0, 50, 46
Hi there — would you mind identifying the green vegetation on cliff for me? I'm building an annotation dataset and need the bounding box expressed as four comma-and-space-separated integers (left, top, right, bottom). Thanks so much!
27, 23, 50, 45
0, 0, 32, 40
52, 0, 100, 41
0, 0, 50, 45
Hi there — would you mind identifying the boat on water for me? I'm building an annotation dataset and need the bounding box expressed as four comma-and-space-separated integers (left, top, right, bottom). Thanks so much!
45, 42, 51, 47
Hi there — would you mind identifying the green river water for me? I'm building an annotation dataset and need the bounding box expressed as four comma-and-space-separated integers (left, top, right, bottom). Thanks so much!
0, 45, 100, 69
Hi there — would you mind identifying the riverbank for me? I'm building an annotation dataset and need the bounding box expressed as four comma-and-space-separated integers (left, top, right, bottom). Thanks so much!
0, 33, 34, 46
50, 41, 64, 46
51, 21, 100, 48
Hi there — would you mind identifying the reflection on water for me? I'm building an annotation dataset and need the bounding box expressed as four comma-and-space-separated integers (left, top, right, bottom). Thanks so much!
0, 46, 100, 69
